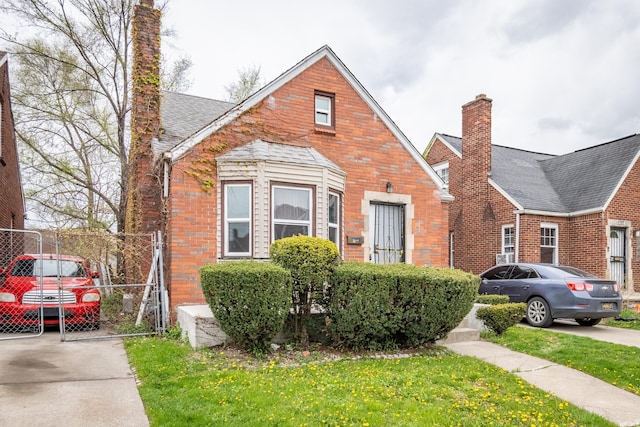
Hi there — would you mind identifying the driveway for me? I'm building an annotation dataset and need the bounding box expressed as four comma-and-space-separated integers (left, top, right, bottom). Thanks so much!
0, 331, 148, 427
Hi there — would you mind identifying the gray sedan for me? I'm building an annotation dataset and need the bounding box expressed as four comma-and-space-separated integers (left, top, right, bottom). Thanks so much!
479, 263, 622, 327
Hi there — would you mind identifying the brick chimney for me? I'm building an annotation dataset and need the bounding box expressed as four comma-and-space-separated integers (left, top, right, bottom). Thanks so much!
461, 94, 492, 202
128, 0, 161, 235
458, 94, 494, 273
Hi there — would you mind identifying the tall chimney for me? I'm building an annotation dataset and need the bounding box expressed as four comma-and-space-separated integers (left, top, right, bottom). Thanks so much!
125, 0, 161, 283
127, 0, 161, 235
461, 94, 492, 202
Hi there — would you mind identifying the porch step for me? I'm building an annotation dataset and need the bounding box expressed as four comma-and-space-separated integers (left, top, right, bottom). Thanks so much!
436, 327, 480, 345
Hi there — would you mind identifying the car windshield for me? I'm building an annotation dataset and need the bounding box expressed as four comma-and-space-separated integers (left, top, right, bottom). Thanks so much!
10, 259, 87, 278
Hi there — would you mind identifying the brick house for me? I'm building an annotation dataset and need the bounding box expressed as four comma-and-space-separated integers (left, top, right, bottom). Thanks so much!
0, 52, 25, 266
424, 94, 640, 296
132, 1, 452, 316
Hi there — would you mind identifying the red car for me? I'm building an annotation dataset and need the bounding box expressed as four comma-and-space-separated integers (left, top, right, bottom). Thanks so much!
0, 254, 101, 330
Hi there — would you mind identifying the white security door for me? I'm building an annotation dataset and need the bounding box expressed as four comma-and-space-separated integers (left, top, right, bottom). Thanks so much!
369, 203, 405, 264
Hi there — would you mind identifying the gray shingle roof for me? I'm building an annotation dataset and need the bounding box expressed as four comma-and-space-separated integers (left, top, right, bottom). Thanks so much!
540, 134, 640, 212
154, 90, 235, 154
217, 139, 345, 175
439, 133, 640, 213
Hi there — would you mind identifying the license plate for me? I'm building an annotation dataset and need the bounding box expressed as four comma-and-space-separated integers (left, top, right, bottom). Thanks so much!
602, 303, 614, 310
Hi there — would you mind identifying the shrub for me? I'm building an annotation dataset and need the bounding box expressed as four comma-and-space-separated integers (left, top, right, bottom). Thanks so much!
476, 294, 510, 305
476, 303, 527, 335
200, 261, 292, 353
325, 262, 480, 349
398, 266, 480, 345
270, 236, 340, 348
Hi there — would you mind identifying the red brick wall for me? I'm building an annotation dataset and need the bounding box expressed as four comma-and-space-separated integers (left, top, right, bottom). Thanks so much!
605, 156, 640, 291
0, 56, 24, 232
166, 57, 449, 310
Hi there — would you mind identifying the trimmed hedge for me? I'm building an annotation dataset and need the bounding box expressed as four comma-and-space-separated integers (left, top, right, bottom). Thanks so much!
200, 261, 292, 352
476, 294, 510, 305
324, 262, 480, 349
476, 303, 527, 335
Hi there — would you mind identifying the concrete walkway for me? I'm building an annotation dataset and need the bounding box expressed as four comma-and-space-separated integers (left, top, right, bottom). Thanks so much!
446, 322, 640, 427
0, 332, 148, 427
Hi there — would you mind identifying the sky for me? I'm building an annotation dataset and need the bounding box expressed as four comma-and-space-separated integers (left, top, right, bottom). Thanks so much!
161, 0, 640, 155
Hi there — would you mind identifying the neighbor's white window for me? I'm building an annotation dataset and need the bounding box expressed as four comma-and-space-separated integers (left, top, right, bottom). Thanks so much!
315, 92, 333, 127
433, 162, 449, 184
540, 223, 558, 264
224, 183, 251, 256
272, 185, 312, 241
328, 191, 340, 249
502, 225, 515, 254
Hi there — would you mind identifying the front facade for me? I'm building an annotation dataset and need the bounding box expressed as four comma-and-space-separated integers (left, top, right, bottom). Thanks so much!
0, 52, 25, 267
132, 2, 452, 315
425, 94, 640, 295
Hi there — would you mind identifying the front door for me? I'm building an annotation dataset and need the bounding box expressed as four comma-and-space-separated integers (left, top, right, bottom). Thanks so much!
610, 227, 626, 289
369, 203, 405, 264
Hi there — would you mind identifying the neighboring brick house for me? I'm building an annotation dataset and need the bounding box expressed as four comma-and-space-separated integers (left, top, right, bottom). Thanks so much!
424, 93, 640, 296
0, 52, 25, 266
132, 1, 452, 316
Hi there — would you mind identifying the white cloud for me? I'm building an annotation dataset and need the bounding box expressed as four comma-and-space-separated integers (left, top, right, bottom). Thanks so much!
163, 0, 640, 155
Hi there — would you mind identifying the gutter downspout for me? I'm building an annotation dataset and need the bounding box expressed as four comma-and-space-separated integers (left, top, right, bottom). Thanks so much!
515, 211, 521, 263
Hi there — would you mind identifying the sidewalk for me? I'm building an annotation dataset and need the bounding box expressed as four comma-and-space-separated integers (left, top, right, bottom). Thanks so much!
0, 332, 149, 427
446, 323, 640, 427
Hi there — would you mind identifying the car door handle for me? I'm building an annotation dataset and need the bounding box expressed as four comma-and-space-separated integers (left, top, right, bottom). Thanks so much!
522, 285, 530, 289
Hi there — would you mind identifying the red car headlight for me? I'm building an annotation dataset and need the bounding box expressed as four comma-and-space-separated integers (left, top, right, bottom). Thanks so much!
0, 292, 16, 302
82, 293, 101, 303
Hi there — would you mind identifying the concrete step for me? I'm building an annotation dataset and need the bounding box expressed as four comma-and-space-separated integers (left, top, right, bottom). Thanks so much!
436, 327, 480, 345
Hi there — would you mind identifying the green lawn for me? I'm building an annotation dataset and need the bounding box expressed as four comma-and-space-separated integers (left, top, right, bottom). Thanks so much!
125, 336, 614, 427
484, 325, 640, 396
603, 309, 640, 331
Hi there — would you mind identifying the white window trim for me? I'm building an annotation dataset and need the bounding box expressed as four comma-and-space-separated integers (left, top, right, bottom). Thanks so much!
433, 161, 449, 184
315, 94, 332, 126
502, 224, 515, 254
328, 191, 340, 250
272, 185, 313, 242
540, 222, 558, 264
224, 183, 251, 257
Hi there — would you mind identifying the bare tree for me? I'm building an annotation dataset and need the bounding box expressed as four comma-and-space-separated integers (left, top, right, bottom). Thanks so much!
0, 0, 189, 232
225, 65, 263, 103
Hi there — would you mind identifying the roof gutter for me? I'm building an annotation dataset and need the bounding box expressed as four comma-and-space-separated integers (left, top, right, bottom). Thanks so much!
512, 207, 604, 217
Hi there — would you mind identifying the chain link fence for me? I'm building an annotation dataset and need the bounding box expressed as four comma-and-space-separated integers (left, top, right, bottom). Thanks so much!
0, 228, 167, 341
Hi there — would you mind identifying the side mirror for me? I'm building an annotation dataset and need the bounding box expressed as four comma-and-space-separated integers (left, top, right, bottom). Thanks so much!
91, 271, 100, 279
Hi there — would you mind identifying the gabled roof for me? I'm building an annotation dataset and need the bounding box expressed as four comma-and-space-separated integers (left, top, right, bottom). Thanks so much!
161, 45, 447, 194
217, 139, 345, 176
154, 91, 235, 154
426, 133, 461, 158
432, 132, 640, 214
541, 134, 640, 212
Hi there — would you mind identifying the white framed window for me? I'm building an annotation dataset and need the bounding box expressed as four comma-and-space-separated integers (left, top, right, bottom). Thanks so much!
315, 92, 334, 127
502, 225, 515, 254
540, 223, 558, 264
433, 161, 449, 184
272, 185, 312, 241
328, 191, 340, 250
224, 183, 251, 256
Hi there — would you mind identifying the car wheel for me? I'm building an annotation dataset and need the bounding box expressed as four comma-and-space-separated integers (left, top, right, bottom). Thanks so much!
526, 297, 553, 328
575, 318, 601, 327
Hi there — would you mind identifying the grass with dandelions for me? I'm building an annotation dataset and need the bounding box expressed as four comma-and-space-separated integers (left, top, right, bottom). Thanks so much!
125, 336, 614, 427
484, 325, 640, 396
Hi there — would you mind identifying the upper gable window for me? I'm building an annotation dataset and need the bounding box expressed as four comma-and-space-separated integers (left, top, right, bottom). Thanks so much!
315, 91, 334, 129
